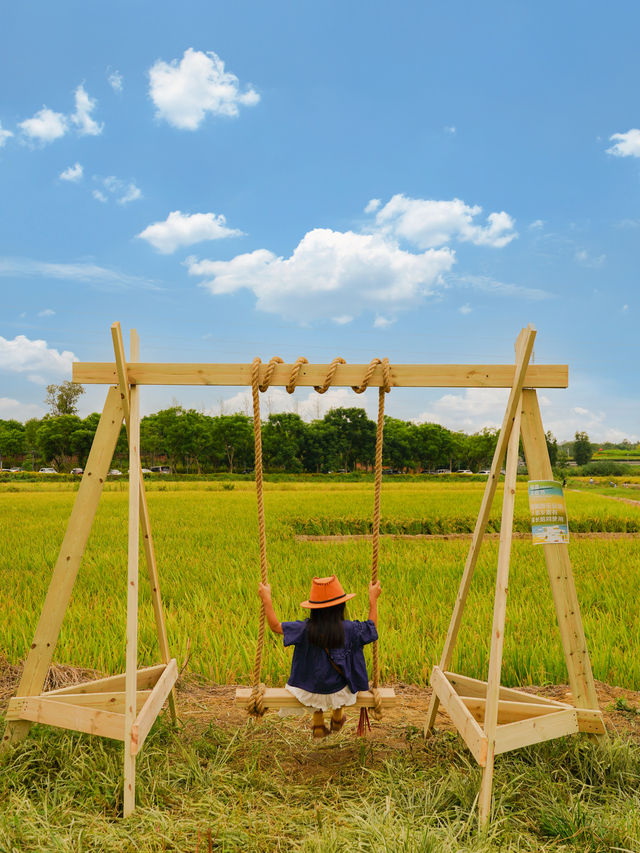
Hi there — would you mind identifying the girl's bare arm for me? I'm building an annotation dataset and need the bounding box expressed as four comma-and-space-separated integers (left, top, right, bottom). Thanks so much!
258, 583, 283, 634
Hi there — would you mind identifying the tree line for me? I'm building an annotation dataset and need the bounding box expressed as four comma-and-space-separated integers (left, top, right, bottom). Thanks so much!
0, 382, 629, 474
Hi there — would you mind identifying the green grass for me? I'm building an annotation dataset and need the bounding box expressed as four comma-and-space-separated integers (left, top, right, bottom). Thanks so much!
0, 714, 639, 851
1, 482, 639, 688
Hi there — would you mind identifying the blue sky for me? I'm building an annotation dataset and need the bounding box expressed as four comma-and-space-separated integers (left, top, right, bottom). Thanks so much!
1, 0, 638, 441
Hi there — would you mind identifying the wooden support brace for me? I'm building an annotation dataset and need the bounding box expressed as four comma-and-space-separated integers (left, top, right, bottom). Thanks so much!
445, 672, 570, 707
2, 386, 124, 749
429, 667, 488, 765
493, 709, 579, 755
8, 691, 151, 715
424, 326, 536, 736
40, 664, 166, 697
5, 697, 126, 741
130, 659, 178, 755
112, 322, 177, 723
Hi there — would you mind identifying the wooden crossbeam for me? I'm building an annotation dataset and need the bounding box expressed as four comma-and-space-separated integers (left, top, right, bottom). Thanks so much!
8, 691, 151, 715
494, 709, 579, 755
40, 664, 166, 697
444, 672, 569, 707
462, 697, 572, 724
72, 362, 568, 389
234, 687, 397, 710
5, 697, 126, 741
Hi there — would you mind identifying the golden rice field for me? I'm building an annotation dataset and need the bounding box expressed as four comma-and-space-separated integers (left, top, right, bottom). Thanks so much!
1, 481, 639, 689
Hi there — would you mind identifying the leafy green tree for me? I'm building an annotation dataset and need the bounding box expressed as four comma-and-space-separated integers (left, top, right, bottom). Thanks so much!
210, 414, 253, 472
415, 422, 452, 471
300, 420, 331, 472
466, 428, 499, 470
383, 417, 417, 471
262, 412, 306, 472
36, 415, 82, 470
45, 381, 85, 416
0, 419, 26, 468
573, 431, 593, 466
69, 413, 101, 467
545, 431, 559, 467
321, 407, 376, 471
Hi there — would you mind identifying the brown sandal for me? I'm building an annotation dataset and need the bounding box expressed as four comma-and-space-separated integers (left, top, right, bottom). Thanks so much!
330, 712, 346, 733
312, 724, 330, 739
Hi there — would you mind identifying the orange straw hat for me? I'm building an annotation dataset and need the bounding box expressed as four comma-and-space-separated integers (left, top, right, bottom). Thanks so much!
300, 575, 356, 610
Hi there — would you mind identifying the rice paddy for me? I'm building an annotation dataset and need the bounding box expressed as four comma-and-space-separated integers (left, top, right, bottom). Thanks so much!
1, 480, 638, 690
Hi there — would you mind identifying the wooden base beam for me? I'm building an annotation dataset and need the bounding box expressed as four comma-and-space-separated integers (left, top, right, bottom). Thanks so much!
430, 667, 488, 765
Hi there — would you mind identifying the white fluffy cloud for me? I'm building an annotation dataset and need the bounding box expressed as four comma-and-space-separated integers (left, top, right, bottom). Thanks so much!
607, 129, 640, 158
60, 162, 83, 182
373, 195, 517, 249
0, 256, 158, 290
138, 210, 243, 253
108, 70, 123, 92
71, 84, 103, 136
0, 122, 13, 147
215, 386, 362, 421
19, 108, 68, 143
93, 175, 142, 205
148, 48, 260, 130
188, 227, 455, 323
0, 335, 76, 379
416, 388, 509, 432
0, 397, 43, 419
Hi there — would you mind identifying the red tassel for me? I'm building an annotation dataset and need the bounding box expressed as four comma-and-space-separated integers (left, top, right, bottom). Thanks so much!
357, 707, 371, 736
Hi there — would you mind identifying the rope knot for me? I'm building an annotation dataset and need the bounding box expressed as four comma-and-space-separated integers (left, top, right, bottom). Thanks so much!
370, 686, 383, 721
247, 682, 267, 717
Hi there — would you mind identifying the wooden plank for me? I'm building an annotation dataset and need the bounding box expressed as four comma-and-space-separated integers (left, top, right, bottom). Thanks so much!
494, 709, 579, 756
2, 387, 124, 749
72, 362, 568, 389
462, 697, 573, 724
123, 327, 140, 817
112, 322, 177, 722
430, 666, 488, 766
130, 659, 178, 755
520, 389, 601, 718
41, 665, 165, 697
445, 672, 570, 708
5, 697, 126, 741
479, 372, 523, 826
576, 708, 606, 735
8, 691, 151, 715
424, 326, 536, 736
235, 687, 397, 709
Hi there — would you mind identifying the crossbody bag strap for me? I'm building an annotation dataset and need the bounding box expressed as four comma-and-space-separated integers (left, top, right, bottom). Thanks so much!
325, 648, 346, 678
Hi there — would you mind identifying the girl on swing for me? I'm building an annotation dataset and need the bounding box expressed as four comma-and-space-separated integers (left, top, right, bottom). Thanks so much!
258, 575, 382, 738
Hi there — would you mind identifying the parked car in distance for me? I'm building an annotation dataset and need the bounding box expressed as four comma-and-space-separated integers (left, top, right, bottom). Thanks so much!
456, 469, 473, 474
9, 467, 23, 472
71, 467, 84, 475
478, 469, 491, 475
435, 468, 450, 474
39, 467, 57, 474
141, 468, 152, 475
150, 466, 171, 474
108, 469, 122, 476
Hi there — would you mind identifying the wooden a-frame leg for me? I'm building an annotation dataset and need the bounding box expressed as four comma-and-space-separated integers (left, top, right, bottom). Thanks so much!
425, 326, 536, 736
124, 330, 141, 817
112, 322, 177, 723
2, 387, 124, 749
519, 389, 602, 726
478, 396, 522, 826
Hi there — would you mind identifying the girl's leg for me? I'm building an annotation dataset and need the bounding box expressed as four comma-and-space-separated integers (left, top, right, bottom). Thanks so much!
312, 710, 329, 739
330, 706, 346, 733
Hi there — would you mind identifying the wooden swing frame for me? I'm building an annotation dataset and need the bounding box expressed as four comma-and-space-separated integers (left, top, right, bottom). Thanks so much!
1, 322, 603, 823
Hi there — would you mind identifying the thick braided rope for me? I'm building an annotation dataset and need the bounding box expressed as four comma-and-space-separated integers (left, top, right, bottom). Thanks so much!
286, 357, 309, 393
367, 358, 390, 718
314, 357, 346, 393
351, 357, 382, 394
259, 356, 283, 392
247, 356, 271, 716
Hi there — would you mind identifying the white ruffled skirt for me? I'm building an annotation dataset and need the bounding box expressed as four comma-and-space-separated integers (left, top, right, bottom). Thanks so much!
278, 683, 358, 717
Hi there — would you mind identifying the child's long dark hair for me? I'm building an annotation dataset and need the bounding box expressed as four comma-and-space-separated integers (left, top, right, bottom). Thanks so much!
307, 602, 346, 649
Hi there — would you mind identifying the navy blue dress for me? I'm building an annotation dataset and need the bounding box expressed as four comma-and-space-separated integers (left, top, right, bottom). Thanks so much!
281, 619, 378, 695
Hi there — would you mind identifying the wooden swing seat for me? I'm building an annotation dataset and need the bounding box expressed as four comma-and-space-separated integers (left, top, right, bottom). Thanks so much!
235, 685, 397, 710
